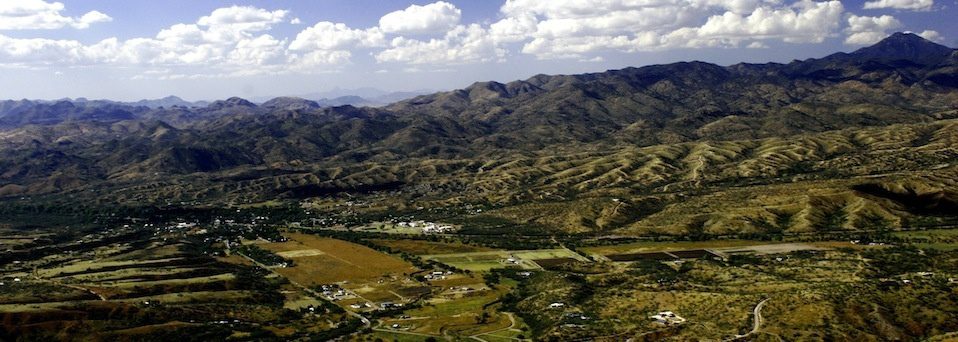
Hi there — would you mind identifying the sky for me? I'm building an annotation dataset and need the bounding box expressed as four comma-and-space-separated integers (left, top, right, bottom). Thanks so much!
0, 0, 955, 101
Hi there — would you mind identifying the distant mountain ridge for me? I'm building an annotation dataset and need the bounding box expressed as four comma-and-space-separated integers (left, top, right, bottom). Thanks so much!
0, 32, 957, 201
249, 88, 434, 107
0, 90, 430, 128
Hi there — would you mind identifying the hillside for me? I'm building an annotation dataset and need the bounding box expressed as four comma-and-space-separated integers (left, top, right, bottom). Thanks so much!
0, 32, 957, 237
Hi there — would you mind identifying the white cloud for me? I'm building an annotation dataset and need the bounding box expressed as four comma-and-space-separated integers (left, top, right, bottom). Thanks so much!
379, 1, 461, 35
917, 29, 943, 42
0, 0, 111, 30
493, 0, 846, 59
197, 6, 287, 31
129, 6, 289, 67
684, 1, 844, 44
286, 22, 386, 69
0, 0, 906, 75
0, 5, 293, 73
73, 10, 112, 29
863, 0, 933, 11
229, 35, 287, 66
844, 14, 902, 45
376, 24, 506, 64
489, 14, 538, 43
289, 22, 384, 51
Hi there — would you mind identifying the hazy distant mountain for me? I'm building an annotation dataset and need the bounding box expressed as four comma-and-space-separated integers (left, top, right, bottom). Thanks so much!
251, 88, 434, 107
304, 87, 415, 99
126, 96, 209, 109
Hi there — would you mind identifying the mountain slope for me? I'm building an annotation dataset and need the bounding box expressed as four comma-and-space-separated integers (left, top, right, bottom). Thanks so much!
0, 33, 956, 223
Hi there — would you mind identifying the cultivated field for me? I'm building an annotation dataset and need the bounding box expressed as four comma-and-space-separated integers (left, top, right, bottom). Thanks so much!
261, 233, 417, 285
377, 274, 525, 339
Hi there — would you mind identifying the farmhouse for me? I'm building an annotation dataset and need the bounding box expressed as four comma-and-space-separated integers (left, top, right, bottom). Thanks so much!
422, 222, 454, 233
650, 311, 686, 325
380, 302, 403, 309
349, 302, 371, 309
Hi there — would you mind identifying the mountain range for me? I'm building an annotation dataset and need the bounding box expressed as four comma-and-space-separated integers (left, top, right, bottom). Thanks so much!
0, 32, 956, 235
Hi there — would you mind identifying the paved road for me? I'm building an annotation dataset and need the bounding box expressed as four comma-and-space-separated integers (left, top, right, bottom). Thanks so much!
749, 298, 770, 335
725, 298, 770, 341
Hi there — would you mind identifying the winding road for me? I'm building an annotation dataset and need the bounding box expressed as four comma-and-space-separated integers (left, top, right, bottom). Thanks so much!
725, 298, 770, 341
749, 298, 770, 335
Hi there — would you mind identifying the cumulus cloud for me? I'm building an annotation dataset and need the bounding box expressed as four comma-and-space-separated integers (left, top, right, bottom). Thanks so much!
863, 0, 933, 11
197, 6, 287, 30
0, 5, 292, 74
682, 1, 844, 44
286, 22, 386, 69
0, 0, 112, 30
489, 13, 538, 43
844, 14, 902, 45
136, 6, 289, 67
379, 1, 461, 34
289, 22, 385, 51
376, 24, 506, 64
0, 2, 493, 73
917, 29, 943, 42
4, 0, 935, 75
497, 0, 846, 59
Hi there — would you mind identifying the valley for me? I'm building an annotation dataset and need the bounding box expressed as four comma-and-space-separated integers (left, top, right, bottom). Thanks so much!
3, 211, 958, 341
1, 33, 958, 341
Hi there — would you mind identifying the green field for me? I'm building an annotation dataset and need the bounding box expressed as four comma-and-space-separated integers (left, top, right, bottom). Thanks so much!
891, 228, 958, 250
892, 228, 958, 240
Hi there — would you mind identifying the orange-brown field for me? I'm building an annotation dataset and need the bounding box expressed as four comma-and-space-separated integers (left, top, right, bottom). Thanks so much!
261, 233, 417, 286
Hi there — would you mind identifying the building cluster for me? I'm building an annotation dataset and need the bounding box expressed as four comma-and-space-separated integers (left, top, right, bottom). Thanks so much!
395, 220, 456, 234
424, 270, 453, 280
318, 284, 352, 301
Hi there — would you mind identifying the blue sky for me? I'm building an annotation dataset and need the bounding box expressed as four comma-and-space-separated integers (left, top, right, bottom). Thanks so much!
0, 0, 954, 101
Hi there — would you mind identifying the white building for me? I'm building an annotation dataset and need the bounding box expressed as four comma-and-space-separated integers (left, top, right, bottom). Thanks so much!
650, 311, 686, 325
